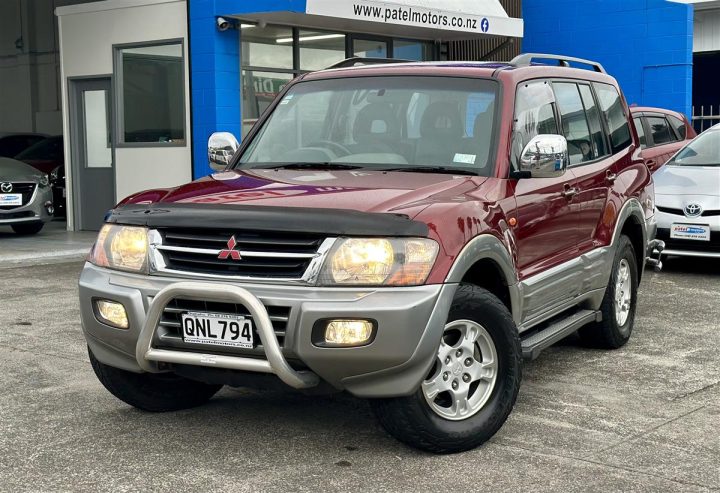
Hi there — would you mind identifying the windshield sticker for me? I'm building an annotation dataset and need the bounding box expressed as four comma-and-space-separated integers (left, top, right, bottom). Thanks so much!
279, 94, 294, 105
453, 153, 476, 165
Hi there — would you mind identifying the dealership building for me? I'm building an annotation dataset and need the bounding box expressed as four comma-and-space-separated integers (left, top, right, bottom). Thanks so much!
0, 0, 717, 230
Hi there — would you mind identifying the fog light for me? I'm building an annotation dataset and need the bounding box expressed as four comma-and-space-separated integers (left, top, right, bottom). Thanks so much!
95, 300, 129, 329
324, 320, 373, 346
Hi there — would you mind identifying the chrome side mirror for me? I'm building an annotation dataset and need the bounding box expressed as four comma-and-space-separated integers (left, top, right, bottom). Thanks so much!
519, 134, 569, 178
208, 132, 240, 171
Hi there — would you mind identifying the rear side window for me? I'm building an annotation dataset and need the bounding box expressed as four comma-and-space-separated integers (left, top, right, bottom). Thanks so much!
646, 116, 674, 146
512, 80, 559, 170
554, 82, 593, 165
668, 115, 687, 140
578, 84, 609, 160
593, 83, 632, 154
633, 117, 647, 148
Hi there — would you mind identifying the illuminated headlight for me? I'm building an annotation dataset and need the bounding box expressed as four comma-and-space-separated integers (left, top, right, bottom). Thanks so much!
320, 238, 439, 286
88, 224, 149, 273
39, 175, 49, 187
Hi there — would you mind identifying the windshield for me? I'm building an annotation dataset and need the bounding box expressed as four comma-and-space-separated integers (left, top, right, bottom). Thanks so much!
237, 76, 498, 175
668, 129, 720, 167
15, 136, 63, 161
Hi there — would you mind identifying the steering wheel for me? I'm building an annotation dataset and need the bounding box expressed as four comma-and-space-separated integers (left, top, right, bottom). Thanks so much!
306, 140, 352, 157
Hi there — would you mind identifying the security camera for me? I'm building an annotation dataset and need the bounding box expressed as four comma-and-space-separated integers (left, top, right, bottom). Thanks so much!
216, 17, 234, 31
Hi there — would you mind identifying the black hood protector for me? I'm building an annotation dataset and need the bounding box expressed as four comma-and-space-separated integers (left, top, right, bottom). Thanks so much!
106, 203, 429, 237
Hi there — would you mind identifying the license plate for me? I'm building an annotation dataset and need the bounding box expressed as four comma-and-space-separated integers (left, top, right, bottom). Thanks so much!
181, 311, 253, 349
0, 194, 22, 206
670, 224, 711, 241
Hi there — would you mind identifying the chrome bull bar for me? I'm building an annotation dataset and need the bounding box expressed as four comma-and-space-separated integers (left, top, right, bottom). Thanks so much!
135, 281, 320, 389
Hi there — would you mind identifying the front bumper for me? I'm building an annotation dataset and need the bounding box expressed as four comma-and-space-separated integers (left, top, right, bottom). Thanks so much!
656, 209, 720, 258
79, 263, 457, 398
0, 185, 53, 225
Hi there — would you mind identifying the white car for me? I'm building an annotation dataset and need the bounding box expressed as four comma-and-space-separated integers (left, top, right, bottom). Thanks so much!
655, 123, 720, 258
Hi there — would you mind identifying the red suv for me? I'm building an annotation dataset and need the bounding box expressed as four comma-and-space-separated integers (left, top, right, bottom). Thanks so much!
79, 54, 660, 453
631, 106, 696, 172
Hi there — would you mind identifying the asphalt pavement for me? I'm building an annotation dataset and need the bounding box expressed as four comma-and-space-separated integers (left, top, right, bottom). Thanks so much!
0, 258, 718, 492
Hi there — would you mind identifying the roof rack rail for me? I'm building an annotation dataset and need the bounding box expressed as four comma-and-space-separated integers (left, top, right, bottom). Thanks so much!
510, 53, 606, 74
325, 57, 415, 69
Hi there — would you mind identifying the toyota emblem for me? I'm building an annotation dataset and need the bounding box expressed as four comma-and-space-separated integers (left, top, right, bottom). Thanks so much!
684, 203, 703, 218
0, 182, 12, 193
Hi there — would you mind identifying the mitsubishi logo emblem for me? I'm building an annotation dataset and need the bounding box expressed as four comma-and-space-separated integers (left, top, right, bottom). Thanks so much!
218, 236, 242, 260
0, 182, 12, 193
684, 203, 702, 218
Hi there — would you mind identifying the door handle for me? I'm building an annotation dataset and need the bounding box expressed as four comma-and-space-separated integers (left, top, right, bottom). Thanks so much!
562, 185, 578, 199
606, 170, 617, 183
646, 159, 657, 170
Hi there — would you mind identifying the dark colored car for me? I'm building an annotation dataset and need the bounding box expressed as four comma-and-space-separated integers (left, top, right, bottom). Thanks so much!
14, 135, 65, 217
0, 133, 47, 158
630, 106, 696, 173
78, 54, 659, 453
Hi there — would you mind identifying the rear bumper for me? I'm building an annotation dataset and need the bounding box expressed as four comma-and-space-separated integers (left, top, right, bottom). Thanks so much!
79, 263, 457, 398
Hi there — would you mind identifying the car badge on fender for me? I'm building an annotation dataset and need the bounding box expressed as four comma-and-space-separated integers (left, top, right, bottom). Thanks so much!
218, 236, 242, 260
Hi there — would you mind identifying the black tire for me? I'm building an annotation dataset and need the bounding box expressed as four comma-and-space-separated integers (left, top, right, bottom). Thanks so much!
89, 349, 222, 412
11, 222, 44, 235
370, 285, 522, 454
579, 235, 638, 349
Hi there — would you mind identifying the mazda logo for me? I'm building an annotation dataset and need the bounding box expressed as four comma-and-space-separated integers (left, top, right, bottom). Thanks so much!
684, 203, 703, 218
0, 182, 12, 193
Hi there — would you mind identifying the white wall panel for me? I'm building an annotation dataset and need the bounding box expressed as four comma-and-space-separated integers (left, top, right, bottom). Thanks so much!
694, 9, 720, 52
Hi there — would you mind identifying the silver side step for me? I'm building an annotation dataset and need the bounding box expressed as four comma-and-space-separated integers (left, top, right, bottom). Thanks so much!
136, 282, 320, 389
521, 309, 601, 360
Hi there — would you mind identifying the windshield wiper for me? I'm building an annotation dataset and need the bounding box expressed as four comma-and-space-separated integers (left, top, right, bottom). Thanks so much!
382, 166, 478, 176
250, 162, 362, 170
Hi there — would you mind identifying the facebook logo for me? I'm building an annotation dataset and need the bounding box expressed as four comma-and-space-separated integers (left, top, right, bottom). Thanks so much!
481, 18, 490, 33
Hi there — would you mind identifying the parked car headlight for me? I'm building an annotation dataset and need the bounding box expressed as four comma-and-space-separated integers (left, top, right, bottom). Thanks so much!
39, 174, 49, 187
320, 238, 439, 286
88, 224, 148, 273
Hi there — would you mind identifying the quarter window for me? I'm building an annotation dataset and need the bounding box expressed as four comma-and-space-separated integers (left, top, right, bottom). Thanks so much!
668, 115, 687, 140
116, 42, 185, 145
593, 83, 631, 154
512, 81, 559, 170
554, 82, 593, 165
646, 116, 674, 146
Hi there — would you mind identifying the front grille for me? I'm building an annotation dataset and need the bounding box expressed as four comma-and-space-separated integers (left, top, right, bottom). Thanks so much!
155, 298, 291, 356
0, 182, 36, 210
657, 206, 720, 217
657, 228, 720, 253
154, 228, 327, 279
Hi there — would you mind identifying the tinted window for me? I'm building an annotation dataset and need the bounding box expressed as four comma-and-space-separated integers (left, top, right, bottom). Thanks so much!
668, 115, 687, 140
15, 136, 63, 161
0, 135, 44, 158
594, 83, 631, 153
554, 83, 593, 165
647, 116, 673, 145
512, 81, 559, 170
118, 42, 185, 144
578, 84, 609, 159
633, 118, 647, 148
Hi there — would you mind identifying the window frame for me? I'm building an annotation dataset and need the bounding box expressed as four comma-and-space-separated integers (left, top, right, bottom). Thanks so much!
113, 38, 187, 148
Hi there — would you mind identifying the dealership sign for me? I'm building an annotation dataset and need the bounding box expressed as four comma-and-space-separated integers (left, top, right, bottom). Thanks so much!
305, 0, 523, 38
